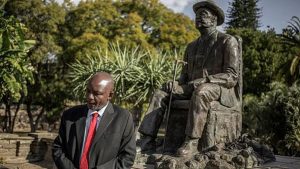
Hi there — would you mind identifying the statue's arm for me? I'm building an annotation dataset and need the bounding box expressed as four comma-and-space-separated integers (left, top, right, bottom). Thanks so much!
178, 46, 189, 85
208, 36, 239, 88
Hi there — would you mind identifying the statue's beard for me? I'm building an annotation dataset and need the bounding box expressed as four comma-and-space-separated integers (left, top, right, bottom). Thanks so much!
195, 18, 216, 30
196, 21, 214, 29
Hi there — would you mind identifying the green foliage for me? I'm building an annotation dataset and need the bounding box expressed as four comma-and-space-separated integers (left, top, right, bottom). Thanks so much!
279, 16, 300, 82
2, 0, 196, 129
226, 0, 261, 30
69, 43, 180, 107
243, 82, 300, 156
61, 0, 198, 63
227, 28, 286, 95
0, 9, 35, 101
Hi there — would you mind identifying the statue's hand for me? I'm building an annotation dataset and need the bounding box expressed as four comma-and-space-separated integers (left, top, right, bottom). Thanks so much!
188, 78, 207, 89
162, 81, 179, 93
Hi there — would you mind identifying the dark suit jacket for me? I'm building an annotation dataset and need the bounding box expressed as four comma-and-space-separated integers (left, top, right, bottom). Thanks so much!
179, 30, 241, 107
52, 103, 136, 169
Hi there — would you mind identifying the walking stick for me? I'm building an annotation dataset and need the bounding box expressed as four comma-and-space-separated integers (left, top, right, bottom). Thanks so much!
163, 59, 187, 152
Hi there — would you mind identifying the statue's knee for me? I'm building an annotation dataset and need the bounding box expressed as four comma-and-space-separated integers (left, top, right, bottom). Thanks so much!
153, 89, 166, 97
194, 83, 209, 95
194, 90, 210, 99
195, 83, 211, 92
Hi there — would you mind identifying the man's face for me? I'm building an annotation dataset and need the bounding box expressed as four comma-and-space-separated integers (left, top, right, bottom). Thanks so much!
195, 8, 217, 29
86, 79, 112, 111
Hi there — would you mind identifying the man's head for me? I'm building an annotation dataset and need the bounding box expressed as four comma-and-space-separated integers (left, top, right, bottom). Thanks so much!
193, 1, 224, 29
86, 72, 114, 111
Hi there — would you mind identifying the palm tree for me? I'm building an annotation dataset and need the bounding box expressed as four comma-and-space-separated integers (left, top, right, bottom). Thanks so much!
280, 16, 300, 81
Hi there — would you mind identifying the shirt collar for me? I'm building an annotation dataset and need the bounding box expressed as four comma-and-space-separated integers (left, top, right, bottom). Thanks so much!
87, 102, 109, 117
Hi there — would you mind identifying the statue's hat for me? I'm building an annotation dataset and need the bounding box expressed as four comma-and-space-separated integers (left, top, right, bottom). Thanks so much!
193, 0, 225, 26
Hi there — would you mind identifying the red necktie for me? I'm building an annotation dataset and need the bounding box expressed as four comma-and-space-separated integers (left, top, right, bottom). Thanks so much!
80, 113, 99, 169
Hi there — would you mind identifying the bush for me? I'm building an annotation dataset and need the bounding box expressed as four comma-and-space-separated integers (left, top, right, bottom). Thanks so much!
243, 82, 300, 156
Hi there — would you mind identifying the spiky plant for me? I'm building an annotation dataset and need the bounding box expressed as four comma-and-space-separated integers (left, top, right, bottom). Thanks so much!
69, 43, 181, 122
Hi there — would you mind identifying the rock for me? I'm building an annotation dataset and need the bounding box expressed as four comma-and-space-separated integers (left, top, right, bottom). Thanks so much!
194, 153, 209, 162
205, 160, 235, 169
233, 155, 245, 168
137, 135, 276, 169
220, 153, 234, 162
241, 149, 250, 158
157, 158, 177, 169
147, 154, 163, 164
245, 157, 254, 169
185, 159, 199, 169
210, 143, 225, 152
206, 151, 221, 160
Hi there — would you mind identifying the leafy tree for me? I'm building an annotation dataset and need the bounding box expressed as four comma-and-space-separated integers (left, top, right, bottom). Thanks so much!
61, 0, 198, 63
0, 8, 35, 132
4, 0, 67, 132
227, 0, 262, 30
114, 0, 198, 51
60, 0, 116, 63
227, 28, 286, 95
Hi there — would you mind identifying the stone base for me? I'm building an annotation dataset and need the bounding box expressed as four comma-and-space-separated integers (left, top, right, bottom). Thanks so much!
137, 136, 275, 169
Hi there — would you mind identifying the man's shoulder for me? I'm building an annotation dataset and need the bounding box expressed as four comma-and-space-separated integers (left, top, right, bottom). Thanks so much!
217, 31, 233, 39
112, 104, 129, 113
217, 31, 238, 43
111, 104, 131, 117
62, 104, 87, 118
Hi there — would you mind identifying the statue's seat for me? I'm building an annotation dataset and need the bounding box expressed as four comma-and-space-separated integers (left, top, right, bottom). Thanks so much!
163, 98, 242, 153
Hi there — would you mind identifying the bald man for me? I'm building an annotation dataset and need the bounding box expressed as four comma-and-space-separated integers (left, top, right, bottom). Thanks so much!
53, 72, 136, 169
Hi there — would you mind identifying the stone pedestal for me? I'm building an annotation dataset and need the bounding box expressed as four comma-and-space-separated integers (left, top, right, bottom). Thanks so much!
164, 100, 242, 153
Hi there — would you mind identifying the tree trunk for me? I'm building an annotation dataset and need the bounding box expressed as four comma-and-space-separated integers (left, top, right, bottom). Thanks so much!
3, 95, 12, 133
26, 100, 45, 132
4, 102, 10, 132
11, 96, 23, 133
26, 100, 36, 132
34, 107, 45, 131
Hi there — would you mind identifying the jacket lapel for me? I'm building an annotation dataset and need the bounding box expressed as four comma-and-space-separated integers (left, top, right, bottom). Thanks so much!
202, 31, 218, 67
91, 102, 117, 146
76, 106, 88, 154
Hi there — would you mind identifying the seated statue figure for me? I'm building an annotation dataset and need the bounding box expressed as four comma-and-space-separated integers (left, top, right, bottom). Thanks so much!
139, 0, 242, 157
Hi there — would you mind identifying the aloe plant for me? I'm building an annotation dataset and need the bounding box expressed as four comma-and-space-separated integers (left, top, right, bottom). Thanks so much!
69, 43, 182, 122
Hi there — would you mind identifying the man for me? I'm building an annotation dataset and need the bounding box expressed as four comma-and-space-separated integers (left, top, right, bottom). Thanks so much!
138, 0, 240, 157
53, 72, 136, 169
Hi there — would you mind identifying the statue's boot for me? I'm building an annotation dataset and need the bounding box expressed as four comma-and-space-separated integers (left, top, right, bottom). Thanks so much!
176, 137, 198, 157
140, 135, 156, 153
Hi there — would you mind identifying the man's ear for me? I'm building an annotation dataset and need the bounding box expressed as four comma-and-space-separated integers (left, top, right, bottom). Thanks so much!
109, 91, 114, 99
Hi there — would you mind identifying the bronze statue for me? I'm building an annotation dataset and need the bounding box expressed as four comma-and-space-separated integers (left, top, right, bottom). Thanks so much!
139, 0, 241, 157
